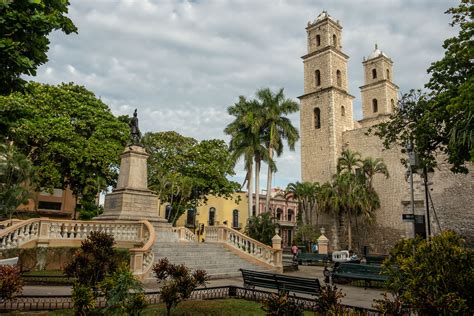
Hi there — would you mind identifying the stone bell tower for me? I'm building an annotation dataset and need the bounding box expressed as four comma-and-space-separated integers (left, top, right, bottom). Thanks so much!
299, 11, 355, 184
360, 44, 399, 121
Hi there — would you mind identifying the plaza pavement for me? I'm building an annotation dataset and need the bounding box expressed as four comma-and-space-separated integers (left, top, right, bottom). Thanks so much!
22, 265, 383, 310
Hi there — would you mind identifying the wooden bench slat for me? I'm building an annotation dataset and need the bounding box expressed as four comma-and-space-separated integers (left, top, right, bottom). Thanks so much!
240, 269, 320, 296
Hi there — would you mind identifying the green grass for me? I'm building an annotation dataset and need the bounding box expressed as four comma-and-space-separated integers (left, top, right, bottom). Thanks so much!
26, 299, 264, 316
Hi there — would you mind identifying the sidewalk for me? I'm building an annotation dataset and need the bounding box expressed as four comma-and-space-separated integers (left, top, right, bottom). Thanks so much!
22, 266, 383, 310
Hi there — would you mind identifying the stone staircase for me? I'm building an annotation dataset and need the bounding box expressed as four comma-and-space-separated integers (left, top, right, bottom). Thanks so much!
152, 241, 272, 279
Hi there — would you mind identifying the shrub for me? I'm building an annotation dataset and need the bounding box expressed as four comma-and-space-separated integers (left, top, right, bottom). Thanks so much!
261, 290, 304, 316
0, 265, 23, 303
315, 284, 345, 314
65, 231, 121, 288
99, 265, 146, 315
153, 258, 208, 316
376, 230, 474, 315
71, 283, 95, 316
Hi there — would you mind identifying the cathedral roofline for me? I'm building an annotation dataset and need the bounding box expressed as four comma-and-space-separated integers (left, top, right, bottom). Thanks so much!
363, 44, 393, 63
297, 86, 355, 100
359, 80, 399, 90
307, 11, 342, 30
301, 46, 349, 60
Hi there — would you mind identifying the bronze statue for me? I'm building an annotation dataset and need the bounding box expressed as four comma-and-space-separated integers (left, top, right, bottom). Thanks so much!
130, 109, 141, 145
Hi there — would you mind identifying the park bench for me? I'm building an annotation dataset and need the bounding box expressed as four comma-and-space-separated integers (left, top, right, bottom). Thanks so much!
331, 262, 388, 287
365, 255, 388, 265
297, 253, 329, 265
240, 268, 321, 296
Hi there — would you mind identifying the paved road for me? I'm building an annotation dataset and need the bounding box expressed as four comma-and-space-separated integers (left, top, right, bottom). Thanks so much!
22, 266, 383, 310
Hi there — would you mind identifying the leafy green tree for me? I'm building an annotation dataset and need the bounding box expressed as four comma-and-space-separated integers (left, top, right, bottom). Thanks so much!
376, 230, 474, 315
0, 82, 129, 215
0, 0, 77, 94
256, 88, 299, 213
0, 142, 32, 221
245, 212, 278, 246
375, 1, 473, 173
142, 131, 240, 225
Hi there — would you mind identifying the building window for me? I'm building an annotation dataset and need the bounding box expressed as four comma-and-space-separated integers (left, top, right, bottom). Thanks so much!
38, 201, 62, 211
391, 99, 395, 111
232, 209, 239, 228
315, 70, 321, 86
287, 209, 294, 222
276, 208, 283, 221
336, 70, 342, 87
332, 34, 337, 47
372, 68, 377, 79
372, 99, 378, 113
341, 106, 345, 116
314, 108, 321, 129
209, 207, 216, 226
252, 205, 256, 217
386, 69, 390, 80
186, 209, 195, 227
165, 205, 172, 220
316, 34, 320, 46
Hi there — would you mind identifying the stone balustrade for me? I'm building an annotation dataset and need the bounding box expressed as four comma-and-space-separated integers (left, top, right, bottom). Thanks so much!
172, 226, 196, 242
0, 218, 155, 280
204, 225, 282, 271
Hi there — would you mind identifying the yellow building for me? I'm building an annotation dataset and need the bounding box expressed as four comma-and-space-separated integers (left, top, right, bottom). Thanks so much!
174, 190, 299, 247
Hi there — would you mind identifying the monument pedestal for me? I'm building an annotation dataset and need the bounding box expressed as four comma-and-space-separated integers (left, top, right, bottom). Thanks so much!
96, 145, 177, 240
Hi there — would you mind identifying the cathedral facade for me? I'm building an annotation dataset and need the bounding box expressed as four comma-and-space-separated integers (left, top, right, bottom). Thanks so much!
299, 12, 474, 253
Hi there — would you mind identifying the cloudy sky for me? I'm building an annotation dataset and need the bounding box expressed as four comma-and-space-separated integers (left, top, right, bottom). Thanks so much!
32, 0, 459, 190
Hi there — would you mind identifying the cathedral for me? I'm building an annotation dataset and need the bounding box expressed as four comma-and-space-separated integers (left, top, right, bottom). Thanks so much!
299, 11, 474, 253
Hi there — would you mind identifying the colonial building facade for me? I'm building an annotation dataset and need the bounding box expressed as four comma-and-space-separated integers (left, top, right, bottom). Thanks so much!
299, 11, 474, 253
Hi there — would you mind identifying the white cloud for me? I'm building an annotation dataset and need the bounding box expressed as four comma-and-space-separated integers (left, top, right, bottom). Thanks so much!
32, 0, 459, 190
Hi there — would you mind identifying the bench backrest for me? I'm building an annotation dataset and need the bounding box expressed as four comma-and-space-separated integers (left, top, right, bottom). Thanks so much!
335, 263, 383, 275
240, 269, 321, 296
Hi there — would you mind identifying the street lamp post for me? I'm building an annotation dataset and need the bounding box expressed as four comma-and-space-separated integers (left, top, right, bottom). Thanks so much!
406, 142, 417, 238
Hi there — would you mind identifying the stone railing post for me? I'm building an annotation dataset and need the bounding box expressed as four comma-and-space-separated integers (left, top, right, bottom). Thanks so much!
129, 251, 144, 274
37, 218, 51, 247
317, 233, 329, 255
272, 234, 283, 270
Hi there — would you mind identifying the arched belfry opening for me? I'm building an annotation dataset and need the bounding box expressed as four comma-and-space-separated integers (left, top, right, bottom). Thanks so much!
314, 108, 321, 129
315, 70, 321, 86
336, 70, 342, 87
372, 99, 378, 113
372, 69, 377, 79
332, 34, 337, 47
316, 34, 321, 46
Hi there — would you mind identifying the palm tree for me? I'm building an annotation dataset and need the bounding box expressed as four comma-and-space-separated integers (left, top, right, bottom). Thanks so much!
285, 181, 320, 225
337, 149, 361, 174
225, 97, 267, 219
256, 88, 299, 213
362, 157, 390, 189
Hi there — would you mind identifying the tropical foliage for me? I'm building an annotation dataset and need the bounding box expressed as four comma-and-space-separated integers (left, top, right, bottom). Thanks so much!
0, 0, 77, 94
375, 1, 473, 173
141, 131, 240, 225
375, 230, 474, 315
225, 88, 299, 220
245, 211, 278, 246
319, 149, 389, 249
153, 258, 209, 316
0, 142, 32, 220
261, 290, 304, 316
0, 265, 23, 303
285, 181, 320, 226
0, 82, 130, 218
65, 231, 123, 288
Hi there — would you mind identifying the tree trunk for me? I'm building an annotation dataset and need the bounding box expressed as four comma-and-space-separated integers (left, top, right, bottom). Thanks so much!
247, 161, 254, 220
265, 147, 273, 213
347, 214, 352, 250
255, 158, 261, 217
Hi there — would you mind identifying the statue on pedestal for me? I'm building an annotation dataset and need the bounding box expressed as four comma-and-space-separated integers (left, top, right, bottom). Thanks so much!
130, 109, 142, 145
